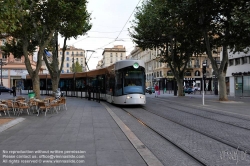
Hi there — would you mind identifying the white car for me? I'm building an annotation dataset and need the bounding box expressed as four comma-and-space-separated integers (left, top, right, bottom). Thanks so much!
193, 87, 200, 91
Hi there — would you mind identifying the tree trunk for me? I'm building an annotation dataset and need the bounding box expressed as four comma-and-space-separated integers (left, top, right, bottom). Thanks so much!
177, 78, 184, 96
218, 72, 228, 101
32, 75, 40, 99
51, 76, 60, 93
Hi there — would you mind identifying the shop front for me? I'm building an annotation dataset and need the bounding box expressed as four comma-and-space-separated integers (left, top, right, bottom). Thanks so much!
233, 72, 250, 97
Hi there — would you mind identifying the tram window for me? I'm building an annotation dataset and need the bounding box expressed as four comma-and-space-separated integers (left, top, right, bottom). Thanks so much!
115, 71, 123, 96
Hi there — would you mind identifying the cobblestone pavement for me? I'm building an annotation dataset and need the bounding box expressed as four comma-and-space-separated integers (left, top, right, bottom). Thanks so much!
121, 106, 250, 166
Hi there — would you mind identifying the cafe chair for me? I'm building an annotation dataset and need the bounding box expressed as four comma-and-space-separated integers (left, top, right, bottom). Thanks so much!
17, 102, 30, 116
0, 104, 10, 117
37, 102, 51, 116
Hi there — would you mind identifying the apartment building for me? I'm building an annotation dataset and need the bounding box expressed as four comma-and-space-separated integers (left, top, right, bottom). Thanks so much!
96, 45, 126, 68
0, 37, 41, 89
58, 46, 86, 73
226, 48, 250, 96
129, 46, 219, 92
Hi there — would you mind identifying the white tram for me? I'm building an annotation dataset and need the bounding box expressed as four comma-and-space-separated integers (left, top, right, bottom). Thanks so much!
105, 60, 146, 105
24, 60, 146, 105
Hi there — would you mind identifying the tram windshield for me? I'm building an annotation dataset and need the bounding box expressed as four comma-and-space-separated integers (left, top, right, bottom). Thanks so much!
122, 67, 145, 95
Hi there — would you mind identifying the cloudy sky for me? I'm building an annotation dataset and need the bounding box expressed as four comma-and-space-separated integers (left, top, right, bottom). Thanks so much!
58, 0, 143, 70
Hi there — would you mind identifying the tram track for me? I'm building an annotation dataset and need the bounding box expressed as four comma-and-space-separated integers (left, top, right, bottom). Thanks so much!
140, 105, 250, 154
120, 107, 207, 166
119, 104, 250, 165
150, 97, 250, 130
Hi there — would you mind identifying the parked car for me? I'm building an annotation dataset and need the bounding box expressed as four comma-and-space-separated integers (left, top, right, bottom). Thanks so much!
184, 88, 194, 94
0, 86, 13, 93
193, 86, 200, 91
146, 87, 155, 93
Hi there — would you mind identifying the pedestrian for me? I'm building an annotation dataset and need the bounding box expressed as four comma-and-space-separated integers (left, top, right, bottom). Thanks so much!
12, 85, 16, 97
88, 85, 92, 100
154, 84, 159, 97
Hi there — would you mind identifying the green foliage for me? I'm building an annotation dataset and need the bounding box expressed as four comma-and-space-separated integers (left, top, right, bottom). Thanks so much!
0, 38, 37, 58
0, 0, 21, 34
70, 61, 83, 73
130, 0, 204, 79
0, 0, 91, 96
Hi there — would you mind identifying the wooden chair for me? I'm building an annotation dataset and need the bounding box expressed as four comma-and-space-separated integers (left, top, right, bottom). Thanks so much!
17, 102, 30, 116
37, 102, 51, 116
28, 98, 38, 113
5, 100, 17, 115
0, 104, 10, 117
49, 99, 59, 114
58, 97, 67, 110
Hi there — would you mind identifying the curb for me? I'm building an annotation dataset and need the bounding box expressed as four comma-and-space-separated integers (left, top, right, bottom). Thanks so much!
0, 117, 25, 133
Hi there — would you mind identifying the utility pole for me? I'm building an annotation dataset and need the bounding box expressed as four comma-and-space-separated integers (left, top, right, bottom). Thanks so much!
202, 63, 207, 105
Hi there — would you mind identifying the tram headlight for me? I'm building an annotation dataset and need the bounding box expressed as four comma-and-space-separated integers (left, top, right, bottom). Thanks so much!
126, 96, 131, 99
140, 96, 144, 99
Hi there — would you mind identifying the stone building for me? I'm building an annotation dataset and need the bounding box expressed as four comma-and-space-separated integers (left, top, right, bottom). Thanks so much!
96, 45, 126, 68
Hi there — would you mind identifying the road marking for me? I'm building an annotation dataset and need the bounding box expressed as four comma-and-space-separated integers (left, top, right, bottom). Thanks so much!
101, 102, 164, 166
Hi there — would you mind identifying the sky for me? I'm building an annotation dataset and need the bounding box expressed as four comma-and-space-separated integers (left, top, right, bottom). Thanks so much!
58, 0, 143, 70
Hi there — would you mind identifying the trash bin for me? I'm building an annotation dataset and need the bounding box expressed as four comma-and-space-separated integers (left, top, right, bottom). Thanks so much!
28, 92, 35, 99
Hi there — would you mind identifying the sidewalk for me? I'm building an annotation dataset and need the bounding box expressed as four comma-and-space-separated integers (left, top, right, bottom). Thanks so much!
0, 93, 150, 166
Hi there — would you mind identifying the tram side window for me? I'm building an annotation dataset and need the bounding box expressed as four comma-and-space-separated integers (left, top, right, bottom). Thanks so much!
115, 71, 123, 96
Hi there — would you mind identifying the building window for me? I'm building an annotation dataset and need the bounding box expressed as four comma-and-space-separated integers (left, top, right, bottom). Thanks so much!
242, 57, 248, 64
66, 52, 69, 55
61, 70, 64, 73
66, 57, 69, 61
235, 58, 240, 65
110, 53, 112, 57
229, 59, 234, 66
66, 63, 69, 67
167, 70, 173, 76
72, 52, 74, 55
195, 59, 200, 68
185, 71, 191, 76
67, 70, 69, 73
60, 52, 62, 55
160, 71, 162, 77
195, 70, 200, 76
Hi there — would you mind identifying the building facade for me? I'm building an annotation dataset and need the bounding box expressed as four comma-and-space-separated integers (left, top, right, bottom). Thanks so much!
96, 45, 126, 68
129, 46, 220, 92
226, 49, 250, 97
58, 46, 86, 73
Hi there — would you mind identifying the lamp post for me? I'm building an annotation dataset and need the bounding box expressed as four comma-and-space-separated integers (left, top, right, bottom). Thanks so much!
202, 63, 207, 105
0, 59, 3, 86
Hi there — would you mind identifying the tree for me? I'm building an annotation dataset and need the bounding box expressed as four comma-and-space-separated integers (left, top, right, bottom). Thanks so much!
70, 61, 83, 73
130, 0, 204, 96
184, 0, 250, 100
42, 0, 91, 93
1, 0, 91, 98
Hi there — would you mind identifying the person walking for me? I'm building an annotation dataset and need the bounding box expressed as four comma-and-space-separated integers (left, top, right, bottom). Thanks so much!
12, 85, 16, 97
154, 84, 159, 97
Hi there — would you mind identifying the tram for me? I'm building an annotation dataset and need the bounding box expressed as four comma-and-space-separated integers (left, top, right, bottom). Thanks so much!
23, 60, 146, 105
